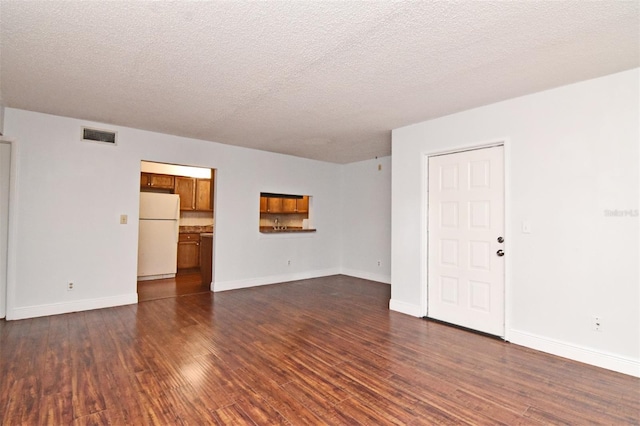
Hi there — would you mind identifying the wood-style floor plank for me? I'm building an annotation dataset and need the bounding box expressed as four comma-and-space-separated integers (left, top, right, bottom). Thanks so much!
38, 392, 74, 425
1, 275, 638, 425
137, 269, 209, 302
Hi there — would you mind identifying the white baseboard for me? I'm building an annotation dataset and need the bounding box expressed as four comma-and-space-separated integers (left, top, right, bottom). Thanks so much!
137, 273, 175, 281
389, 299, 423, 317
213, 268, 341, 292
509, 329, 640, 378
6, 293, 138, 320
340, 268, 391, 284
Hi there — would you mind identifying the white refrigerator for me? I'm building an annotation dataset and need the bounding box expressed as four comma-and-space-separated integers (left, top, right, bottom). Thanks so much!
137, 192, 180, 280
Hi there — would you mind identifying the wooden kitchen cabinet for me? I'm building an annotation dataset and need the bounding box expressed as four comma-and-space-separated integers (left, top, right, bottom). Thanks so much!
261, 195, 309, 213
296, 196, 309, 213
140, 173, 174, 190
272, 196, 308, 213
177, 233, 200, 269
282, 198, 297, 213
195, 178, 213, 211
175, 177, 213, 211
140, 173, 151, 187
266, 197, 283, 213
200, 234, 213, 286
174, 177, 196, 210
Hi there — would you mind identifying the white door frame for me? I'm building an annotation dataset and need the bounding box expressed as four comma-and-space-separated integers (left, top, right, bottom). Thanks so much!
420, 138, 512, 341
1, 138, 19, 320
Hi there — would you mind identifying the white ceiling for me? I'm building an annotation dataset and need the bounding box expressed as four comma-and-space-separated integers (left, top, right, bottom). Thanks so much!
1, 1, 638, 163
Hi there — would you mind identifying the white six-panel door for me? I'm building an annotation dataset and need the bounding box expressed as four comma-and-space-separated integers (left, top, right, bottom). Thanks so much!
428, 145, 505, 336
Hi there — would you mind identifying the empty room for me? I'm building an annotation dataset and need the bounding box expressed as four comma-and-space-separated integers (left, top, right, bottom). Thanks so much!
0, 1, 638, 424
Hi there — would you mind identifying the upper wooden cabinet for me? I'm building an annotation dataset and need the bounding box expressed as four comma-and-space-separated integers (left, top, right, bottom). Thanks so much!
174, 177, 196, 210
175, 177, 213, 212
282, 198, 297, 213
266, 197, 283, 213
140, 173, 174, 190
296, 196, 309, 213
260, 194, 309, 214
195, 179, 213, 211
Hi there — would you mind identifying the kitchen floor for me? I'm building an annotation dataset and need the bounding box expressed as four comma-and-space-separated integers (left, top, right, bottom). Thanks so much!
137, 268, 210, 302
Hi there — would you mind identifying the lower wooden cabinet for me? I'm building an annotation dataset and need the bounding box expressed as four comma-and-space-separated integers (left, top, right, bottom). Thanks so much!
177, 233, 200, 269
200, 234, 213, 286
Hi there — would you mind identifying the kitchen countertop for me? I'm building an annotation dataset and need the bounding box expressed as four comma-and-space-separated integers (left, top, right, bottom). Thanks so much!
259, 227, 316, 234
179, 225, 213, 234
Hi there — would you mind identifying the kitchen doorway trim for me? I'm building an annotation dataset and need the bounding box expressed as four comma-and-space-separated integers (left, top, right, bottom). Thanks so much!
137, 160, 217, 295
1, 138, 19, 320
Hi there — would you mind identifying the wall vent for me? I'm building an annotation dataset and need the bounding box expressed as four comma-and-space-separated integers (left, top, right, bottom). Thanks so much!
82, 127, 117, 145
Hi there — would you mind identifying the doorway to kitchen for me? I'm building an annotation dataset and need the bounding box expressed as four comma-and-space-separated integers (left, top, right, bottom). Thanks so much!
137, 160, 215, 302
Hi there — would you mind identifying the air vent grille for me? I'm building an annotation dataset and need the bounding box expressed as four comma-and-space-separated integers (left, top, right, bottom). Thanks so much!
82, 127, 117, 145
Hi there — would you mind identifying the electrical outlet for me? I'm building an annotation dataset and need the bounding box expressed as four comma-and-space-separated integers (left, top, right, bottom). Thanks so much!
377, 260, 381, 267
287, 260, 291, 266
67, 282, 74, 291
592, 316, 602, 332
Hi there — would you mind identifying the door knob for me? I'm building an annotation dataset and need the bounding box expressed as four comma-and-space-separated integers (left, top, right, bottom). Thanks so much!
496, 249, 505, 257
497, 236, 504, 243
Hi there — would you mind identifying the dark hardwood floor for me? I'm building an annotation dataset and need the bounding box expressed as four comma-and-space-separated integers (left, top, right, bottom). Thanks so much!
137, 268, 210, 302
1, 275, 638, 425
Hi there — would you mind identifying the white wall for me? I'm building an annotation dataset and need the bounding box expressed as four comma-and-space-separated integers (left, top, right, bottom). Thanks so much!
0, 105, 5, 136
340, 156, 391, 283
4, 108, 343, 319
391, 68, 639, 376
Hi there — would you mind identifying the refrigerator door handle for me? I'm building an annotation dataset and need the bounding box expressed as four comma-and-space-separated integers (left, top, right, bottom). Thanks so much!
174, 194, 180, 244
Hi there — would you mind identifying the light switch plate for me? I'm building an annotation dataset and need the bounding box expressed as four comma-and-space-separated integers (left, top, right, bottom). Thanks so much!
522, 220, 531, 234
120, 214, 128, 225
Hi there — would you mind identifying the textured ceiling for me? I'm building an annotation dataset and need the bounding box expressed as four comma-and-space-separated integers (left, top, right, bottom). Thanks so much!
1, 1, 638, 163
